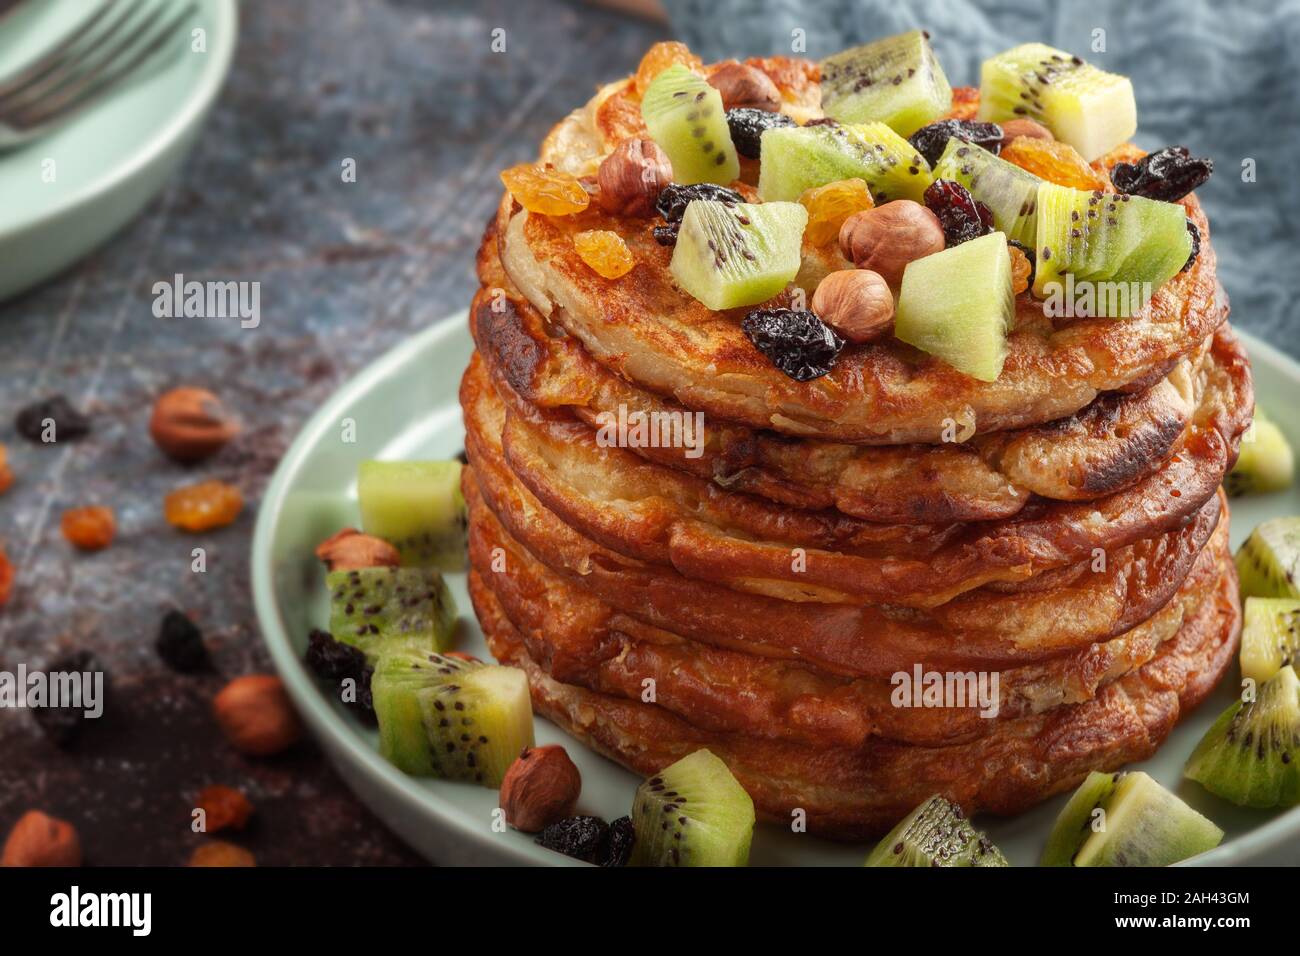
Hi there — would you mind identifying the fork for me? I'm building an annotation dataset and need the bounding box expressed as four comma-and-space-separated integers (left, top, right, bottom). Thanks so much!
0, 0, 198, 151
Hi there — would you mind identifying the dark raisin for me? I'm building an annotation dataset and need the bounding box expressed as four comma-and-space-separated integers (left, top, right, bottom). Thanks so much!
599, 816, 635, 867
14, 395, 90, 444
908, 119, 1004, 167
156, 610, 211, 673
802, 117, 840, 128
655, 183, 743, 223
652, 223, 680, 246
536, 815, 609, 863
725, 107, 796, 159
1182, 219, 1200, 273
1110, 146, 1213, 203
1008, 239, 1037, 287
304, 629, 376, 723
741, 309, 844, 382
924, 179, 993, 247
31, 650, 108, 748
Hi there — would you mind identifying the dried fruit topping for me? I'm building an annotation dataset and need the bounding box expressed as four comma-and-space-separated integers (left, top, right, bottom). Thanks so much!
157, 609, 212, 673
600, 816, 635, 867
536, 815, 609, 863
212, 674, 302, 757
60, 505, 115, 551
1, 810, 82, 867
1000, 137, 1105, 190
0, 443, 11, 494
924, 179, 994, 247
652, 224, 679, 246
304, 629, 375, 722
31, 650, 106, 748
909, 119, 1004, 167
196, 785, 254, 833
708, 62, 781, 112
655, 182, 743, 223
1008, 241, 1034, 294
189, 841, 256, 867
741, 308, 845, 382
499, 163, 590, 217
0, 545, 11, 607
799, 178, 874, 246
725, 107, 796, 159
573, 229, 636, 279
1111, 145, 1214, 202
1183, 219, 1201, 273
633, 41, 703, 96
164, 479, 243, 532
14, 395, 89, 444
149, 386, 240, 464
596, 138, 673, 217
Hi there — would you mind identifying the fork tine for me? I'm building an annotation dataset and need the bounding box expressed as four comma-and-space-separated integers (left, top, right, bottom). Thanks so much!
0, 0, 121, 102
14, 2, 197, 130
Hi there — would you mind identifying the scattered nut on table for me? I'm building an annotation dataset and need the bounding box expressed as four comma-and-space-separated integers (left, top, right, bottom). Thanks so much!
315, 528, 400, 571
499, 744, 582, 833
149, 386, 241, 464
838, 201, 946, 286
1, 810, 82, 867
811, 269, 895, 344
596, 138, 673, 218
212, 675, 302, 756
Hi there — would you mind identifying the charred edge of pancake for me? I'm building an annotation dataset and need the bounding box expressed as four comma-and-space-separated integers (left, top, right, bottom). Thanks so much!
471, 287, 549, 402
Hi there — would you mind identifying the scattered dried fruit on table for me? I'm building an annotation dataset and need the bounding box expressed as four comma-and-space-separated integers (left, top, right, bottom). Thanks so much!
573, 230, 635, 279
31, 650, 107, 749
212, 674, 302, 756
707, 62, 780, 111
741, 308, 845, 382
189, 841, 255, 867
60, 505, 116, 551
909, 118, 1004, 167
314, 527, 400, 572
633, 40, 703, 96
1111, 145, 1214, 202
164, 479, 243, 532
195, 785, 254, 833
0, 443, 11, 494
725, 106, 796, 159
1009, 242, 1034, 294
149, 386, 241, 463
500, 163, 590, 216
596, 138, 672, 218
157, 609, 211, 673
536, 815, 609, 863
811, 269, 895, 343
14, 395, 90, 445
838, 200, 946, 284
500, 744, 582, 833
799, 178, 874, 246
0, 545, 11, 608
1001, 136, 1106, 190
924, 179, 994, 246
1, 810, 82, 867
600, 816, 635, 867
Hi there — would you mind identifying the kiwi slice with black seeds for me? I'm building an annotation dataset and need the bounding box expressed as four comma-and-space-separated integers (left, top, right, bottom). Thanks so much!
820, 30, 952, 137
1241, 597, 1300, 686
668, 198, 807, 310
629, 749, 755, 866
864, 794, 1007, 866
757, 121, 932, 204
1225, 410, 1295, 497
1040, 770, 1120, 866
932, 138, 1040, 247
358, 460, 467, 570
327, 566, 457, 662
1236, 517, 1300, 599
641, 64, 739, 186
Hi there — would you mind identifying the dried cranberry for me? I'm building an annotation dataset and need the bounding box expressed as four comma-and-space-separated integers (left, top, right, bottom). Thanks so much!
1182, 219, 1201, 273
741, 309, 844, 382
156, 610, 211, 673
31, 650, 108, 748
536, 815, 609, 863
14, 395, 90, 444
1110, 146, 1213, 203
726, 107, 796, 159
909, 119, 1004, 167
655, 183, 743, 223
599, 816, 635, 867
924, 179, 993, 247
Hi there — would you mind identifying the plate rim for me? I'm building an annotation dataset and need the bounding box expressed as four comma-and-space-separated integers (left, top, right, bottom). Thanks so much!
251, 314, 1300, 866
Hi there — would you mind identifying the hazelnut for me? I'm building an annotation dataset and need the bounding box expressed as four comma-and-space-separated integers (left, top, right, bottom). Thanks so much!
499, 744, 582, 832
707, 62, 781, 112
189, 841, 256, 867
839, 201, 945, 286
811, 270, 895, 344
149, 387, 240, 464
998, 118, 1053, 150
2, 810, 82, 867
315, 528, 400, 571
596, 139, 673, 218
212, 675, 302, 756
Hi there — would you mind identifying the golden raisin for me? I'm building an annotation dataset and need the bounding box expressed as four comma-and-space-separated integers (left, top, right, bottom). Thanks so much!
1010, 245, 1032, 295
189, 841, 255, 867
500, 163, 590, 217
633, 41, 703, 95
799, 179, 875, 246
196, 785, 254, 833
0, 545, 11, 607
61, 506, 116, 551
573, 230, 635, 279
1001, 137, 1106, 190
164, 480, 243, 532
0, 444, 11, 495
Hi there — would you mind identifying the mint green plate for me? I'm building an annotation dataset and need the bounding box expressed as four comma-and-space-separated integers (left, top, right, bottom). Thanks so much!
252, 316, 1300, 866
0, 0, 236, 302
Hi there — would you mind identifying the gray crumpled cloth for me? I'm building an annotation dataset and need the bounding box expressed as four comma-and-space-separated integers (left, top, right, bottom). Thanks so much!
661, 0, 1300, 351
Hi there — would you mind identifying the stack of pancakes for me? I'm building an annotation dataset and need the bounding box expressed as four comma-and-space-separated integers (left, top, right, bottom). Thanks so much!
460, 62, 1253, 839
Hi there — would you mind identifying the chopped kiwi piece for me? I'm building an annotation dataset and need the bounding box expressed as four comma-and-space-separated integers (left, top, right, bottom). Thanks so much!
757, 121, 932, 204
1241, 597, 1300, 685
1040, 771, 1121, 866
1236, 517, 1300, 599
669, 199, 806, 310
629, 749, 755, 866
1056, 771, 1223, 865
864, 795, 1007, 866
1226, 410, 1295, 496
895, 230, 1013, 382
327, 566, 457, 662
358, 460, 467, 570
820, 30, 953, 137
977, 43, 1136, 161
371, 648, 534, 784
1186, 667, 1300, 808
641, 64, 739, 186
932, 139, 1040, 247
1031, 183, 1192, 315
